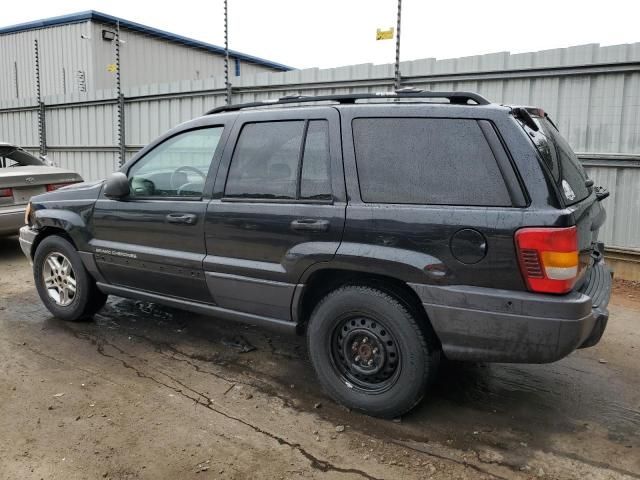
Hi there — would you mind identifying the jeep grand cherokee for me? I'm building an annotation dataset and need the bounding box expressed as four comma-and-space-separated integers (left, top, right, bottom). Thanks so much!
19, 91, 611, 418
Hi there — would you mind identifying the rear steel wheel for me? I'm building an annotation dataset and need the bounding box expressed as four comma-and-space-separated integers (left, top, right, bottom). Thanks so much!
332, 316, 401, 393
307, 285, 441, 418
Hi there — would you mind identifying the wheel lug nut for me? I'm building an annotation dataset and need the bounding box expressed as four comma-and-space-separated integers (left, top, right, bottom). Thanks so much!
355, 355, 360, 362
362, 338, 367, 344
367, 359, 373, 366
372, 348, 378, 354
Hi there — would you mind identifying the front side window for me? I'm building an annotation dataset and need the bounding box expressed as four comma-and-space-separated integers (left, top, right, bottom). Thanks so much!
353, 117, 511, 206
225, 120, 332, 201
128, 127, 223, 197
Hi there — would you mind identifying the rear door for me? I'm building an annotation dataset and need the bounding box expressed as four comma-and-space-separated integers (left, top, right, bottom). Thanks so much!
91, 125, 228, 302
204, 107, 346, 320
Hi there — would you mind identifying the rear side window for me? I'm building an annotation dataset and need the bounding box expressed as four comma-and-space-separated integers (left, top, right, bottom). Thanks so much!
352, 118, 511, 206
225, 120, 332, 201
530, 117, 589, 205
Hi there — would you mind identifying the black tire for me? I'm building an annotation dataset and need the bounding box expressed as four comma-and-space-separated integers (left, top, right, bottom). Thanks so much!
33, 235, 107, 321
307, 285, 440, 418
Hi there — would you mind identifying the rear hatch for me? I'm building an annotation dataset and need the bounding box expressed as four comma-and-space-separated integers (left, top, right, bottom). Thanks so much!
516, 108, 608, 287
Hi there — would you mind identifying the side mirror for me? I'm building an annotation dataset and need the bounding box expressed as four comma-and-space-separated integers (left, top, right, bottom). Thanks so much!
104, 172, 130, 199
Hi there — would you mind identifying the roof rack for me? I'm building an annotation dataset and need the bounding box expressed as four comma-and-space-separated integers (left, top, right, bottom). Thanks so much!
205, 90, 491, 115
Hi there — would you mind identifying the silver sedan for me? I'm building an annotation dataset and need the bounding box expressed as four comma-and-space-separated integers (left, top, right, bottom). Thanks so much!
0, 143, 83, 236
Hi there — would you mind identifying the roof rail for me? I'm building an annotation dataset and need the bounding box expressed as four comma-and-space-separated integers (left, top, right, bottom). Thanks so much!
205, 90, 491, 115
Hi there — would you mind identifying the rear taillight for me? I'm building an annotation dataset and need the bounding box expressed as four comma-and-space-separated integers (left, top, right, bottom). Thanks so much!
46, 182, 76, 192
515, 226, 579, 294
0, 188, 13, 198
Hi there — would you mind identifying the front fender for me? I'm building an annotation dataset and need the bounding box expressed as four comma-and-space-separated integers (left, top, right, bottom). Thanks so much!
32, 207, 92, 251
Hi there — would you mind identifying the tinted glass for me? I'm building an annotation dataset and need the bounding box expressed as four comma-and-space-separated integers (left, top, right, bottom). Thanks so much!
530, 116, 589, 205
128, 127, 222, 197
353, 118, 511, 206
225, 121, 304, 199
300, 120, 331, 200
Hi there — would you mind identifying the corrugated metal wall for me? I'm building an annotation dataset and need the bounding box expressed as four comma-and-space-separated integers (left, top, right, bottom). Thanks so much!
584, 164, 640, 249
0, 105, 39, 146
0, 42, 638, 253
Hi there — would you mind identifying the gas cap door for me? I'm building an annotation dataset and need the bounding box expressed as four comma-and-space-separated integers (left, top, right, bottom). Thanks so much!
450, 228, 487, 264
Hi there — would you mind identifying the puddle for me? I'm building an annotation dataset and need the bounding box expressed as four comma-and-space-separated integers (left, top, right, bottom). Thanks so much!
68, 298, 640, 452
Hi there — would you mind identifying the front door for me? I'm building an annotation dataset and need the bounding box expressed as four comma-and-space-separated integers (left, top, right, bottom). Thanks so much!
91, 125, 226, 302
204, 108, 346, 320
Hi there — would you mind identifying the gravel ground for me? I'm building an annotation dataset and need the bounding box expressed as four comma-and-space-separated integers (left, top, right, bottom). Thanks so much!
0, 235, 639, 480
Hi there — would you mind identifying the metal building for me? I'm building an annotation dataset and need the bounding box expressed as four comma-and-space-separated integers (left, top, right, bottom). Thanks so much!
0, 10, 291, 101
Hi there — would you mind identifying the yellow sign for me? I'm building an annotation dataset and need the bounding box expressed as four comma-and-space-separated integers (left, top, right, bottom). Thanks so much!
106, 63, 117, 73
376, 28, 394, 40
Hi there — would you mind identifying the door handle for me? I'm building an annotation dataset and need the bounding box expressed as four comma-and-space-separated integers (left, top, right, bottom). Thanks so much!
165, 213, 198, 225
290, 219, 330, 232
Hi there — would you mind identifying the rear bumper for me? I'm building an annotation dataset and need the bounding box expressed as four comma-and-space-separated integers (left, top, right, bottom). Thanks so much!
0, 206, 25, 235
410, 260, 612, 363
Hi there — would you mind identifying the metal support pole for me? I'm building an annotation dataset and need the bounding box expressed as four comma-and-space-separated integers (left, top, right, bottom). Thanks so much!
115, 21, 125, 166
394, 0, 402, 91
224, 0, 232, 104
118, 93, 125, 165
34, 39, 46, 156
39, 102, 47, 157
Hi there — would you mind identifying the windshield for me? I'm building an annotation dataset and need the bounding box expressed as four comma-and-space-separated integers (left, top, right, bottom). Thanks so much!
526, 116, 590, 205
0, 146, 45, 167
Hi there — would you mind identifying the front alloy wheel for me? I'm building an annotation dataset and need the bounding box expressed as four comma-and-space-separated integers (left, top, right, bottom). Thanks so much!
42, 252, 77, 306
33, 235, 108, 321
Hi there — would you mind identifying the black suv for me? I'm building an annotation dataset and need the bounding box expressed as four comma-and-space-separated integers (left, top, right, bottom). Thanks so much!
19, 91, 611, 418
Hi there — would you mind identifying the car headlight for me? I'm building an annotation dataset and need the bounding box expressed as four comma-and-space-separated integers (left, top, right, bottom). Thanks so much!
24, 202, 32, 225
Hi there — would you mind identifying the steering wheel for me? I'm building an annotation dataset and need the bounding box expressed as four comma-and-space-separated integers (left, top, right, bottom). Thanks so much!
170, 166, 206, 192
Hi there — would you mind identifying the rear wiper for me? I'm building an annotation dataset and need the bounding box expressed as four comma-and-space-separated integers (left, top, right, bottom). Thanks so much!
512, 107, 539, 131
544, 113, 560, 132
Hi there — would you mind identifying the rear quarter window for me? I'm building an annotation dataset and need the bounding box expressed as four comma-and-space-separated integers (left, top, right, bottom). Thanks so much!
528, 117, 590, 205
352, 117, 512, 206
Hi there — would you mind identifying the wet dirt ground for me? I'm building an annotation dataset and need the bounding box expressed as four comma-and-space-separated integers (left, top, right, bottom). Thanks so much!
0, 235, 639, 480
